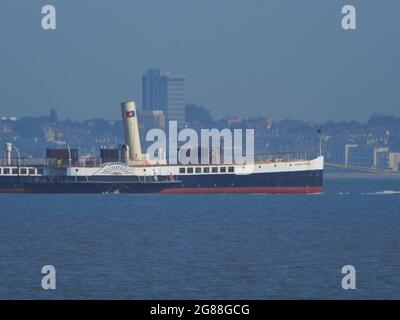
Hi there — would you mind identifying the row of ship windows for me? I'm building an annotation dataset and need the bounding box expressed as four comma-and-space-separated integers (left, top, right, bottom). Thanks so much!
0, 168, 43, 175
178, 166, 235, 174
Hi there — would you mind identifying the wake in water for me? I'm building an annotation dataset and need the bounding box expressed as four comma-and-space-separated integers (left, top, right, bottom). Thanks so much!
101, 189, 121, 195
336, 190, 400, 195
363, 190, 400, 195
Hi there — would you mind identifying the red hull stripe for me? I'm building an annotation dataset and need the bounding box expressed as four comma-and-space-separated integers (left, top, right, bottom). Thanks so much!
0, 188, 26, 193
159, 186, 323, 194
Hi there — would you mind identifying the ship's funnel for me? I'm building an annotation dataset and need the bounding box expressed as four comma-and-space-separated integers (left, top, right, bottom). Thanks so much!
5, 143, 12, 166
121, 101, 143, 162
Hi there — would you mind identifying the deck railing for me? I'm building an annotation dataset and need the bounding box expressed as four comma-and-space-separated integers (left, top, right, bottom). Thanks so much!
0, 151, 319, 168
0, 158, 47, 167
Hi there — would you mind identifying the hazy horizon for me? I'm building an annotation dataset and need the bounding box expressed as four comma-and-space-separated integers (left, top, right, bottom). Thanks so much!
4, 108, 399, 125
1, 0, 399, 122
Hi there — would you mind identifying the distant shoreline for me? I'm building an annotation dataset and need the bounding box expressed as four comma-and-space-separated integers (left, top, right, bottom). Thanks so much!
325, 172, 400, 179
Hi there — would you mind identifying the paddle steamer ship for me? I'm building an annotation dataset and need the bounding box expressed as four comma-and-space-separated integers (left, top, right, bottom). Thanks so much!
0, 101, 323, 194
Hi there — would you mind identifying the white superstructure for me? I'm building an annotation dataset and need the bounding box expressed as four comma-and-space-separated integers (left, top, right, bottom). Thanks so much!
64, 156, 324, 178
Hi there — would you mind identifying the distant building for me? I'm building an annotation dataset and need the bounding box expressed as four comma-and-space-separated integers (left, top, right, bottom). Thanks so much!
142, 69, 185, 127
44, 127, 56, 142
345, 144, 374, 168
0, 116, 17, 122
138, 110, 166, 130
373, 147, 389, 169
137, 110, 166, 151
330, 144, 345, 165
227, 117, 242, 127
389, 152, 400, 171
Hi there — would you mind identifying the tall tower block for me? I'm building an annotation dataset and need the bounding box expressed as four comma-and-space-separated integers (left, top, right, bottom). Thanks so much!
121, 101, 143, 162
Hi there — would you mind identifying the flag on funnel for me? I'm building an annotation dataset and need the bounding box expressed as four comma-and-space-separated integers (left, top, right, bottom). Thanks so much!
126, 111, 135, 118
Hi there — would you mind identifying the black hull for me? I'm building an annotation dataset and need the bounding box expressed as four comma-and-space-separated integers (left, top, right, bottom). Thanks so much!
0, 170, 323, 194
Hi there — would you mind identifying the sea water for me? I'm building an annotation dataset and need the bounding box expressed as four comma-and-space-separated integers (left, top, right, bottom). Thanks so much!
0, 176, 399, 299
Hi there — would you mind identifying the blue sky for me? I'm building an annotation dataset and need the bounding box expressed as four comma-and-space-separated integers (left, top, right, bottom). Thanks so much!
0, 0, 399, 121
